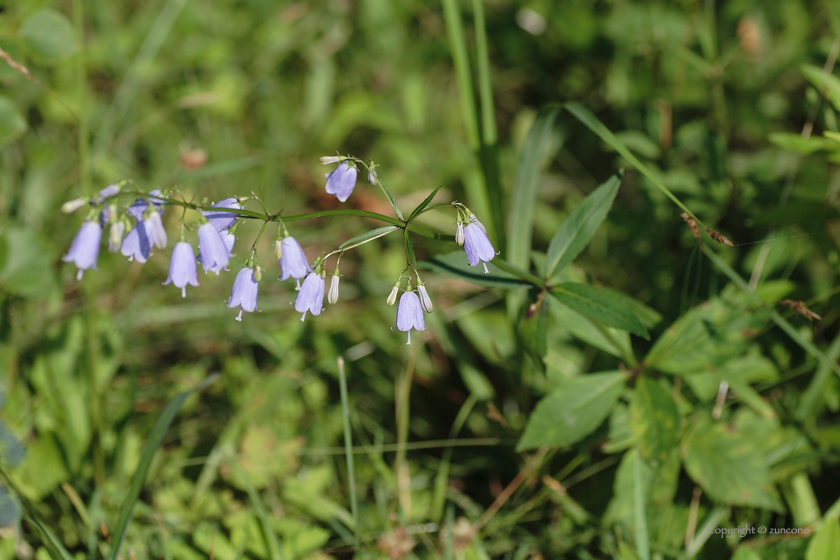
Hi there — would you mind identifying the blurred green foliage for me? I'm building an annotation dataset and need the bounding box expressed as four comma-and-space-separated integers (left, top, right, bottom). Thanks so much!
2, 0, 840, 559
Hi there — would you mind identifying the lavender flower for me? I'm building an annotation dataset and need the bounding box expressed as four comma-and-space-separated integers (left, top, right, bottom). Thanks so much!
221, 229, 236, 254
396, 291, 425, 344
279, 236, 311, 286
96, 184, 120, 203
121, 221, 151, 263
463, 216, 496, 273
295, 272, 325, 321
324, 161, 358, 203
147, 210, 168, 249
63, 220, 102, 280
197, 223, 231, 274
227, 267, 260, 321
163, 242, 199, 297
127, 189, 166, 218
203, 197, 241, 230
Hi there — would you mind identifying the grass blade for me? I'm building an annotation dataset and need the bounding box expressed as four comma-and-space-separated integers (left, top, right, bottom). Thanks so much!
471, 0, 495, 146
228, 462, 284, 560
337, 357, 361, 551
107, 375, 217, 560
440, 0, 479, 151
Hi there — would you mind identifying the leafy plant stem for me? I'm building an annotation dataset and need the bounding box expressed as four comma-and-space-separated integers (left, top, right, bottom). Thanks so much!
337, 357, 361, 551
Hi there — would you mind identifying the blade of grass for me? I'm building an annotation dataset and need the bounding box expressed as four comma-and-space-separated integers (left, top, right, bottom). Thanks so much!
440, 0, 479, 150
337, 357, 361, 551
796, 332, 840, 422
472, 0, 495, 146
684, 507, 728, 558
107, 375, 218, 560
431, 394, 478, 523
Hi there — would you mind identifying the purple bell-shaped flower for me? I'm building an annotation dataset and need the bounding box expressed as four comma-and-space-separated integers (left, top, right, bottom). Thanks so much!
197, 223, 231, 274
295, 271, 325, 321
228, 266, 260, 321
463, 215, 496, 273
163, 241, 199, 297
63, 220, 102, 280
396, 289, 425, 345
324, 161, 358, 203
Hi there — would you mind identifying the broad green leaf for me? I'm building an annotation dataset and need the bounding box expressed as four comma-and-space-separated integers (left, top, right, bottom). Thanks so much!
731, 549, 763, 560
107, 376, 216, 560
802, 64, 840, 112
0, 97, 27, 146
550, 283, 648, 339
550, 300, 633, 358
20, 9, 78, 62
418, 251, 530, 289
806, 517, 840, 560
769, 132, 830, 155
630, 377, 680, 463
682, 418, 783, 511
339, 225, 399, 249
517, 372, 626, 450
407, 186, 442, 221
509, 105, 562, 273
544, 172, 621, 278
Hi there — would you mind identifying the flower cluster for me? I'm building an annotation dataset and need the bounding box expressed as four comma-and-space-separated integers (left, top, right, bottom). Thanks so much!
62, 156, 498, 343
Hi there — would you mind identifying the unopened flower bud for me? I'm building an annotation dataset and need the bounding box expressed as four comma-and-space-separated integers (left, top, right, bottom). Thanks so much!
387, 283, 400, 307
417, 282, 433, 313
455, 221, 465, 246
368, 168, 377, 185
254, 265, 263, 282
328, 273, 340, 304
62, 198, 88, 214
320, 156, 342, 165
107, 203, 118, 224
274, 239, 283, 259
109, 221, 125, 252
97, 184, 121, 202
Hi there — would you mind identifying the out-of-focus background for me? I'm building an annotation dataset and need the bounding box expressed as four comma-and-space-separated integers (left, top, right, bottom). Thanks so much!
2, 0, 840, 558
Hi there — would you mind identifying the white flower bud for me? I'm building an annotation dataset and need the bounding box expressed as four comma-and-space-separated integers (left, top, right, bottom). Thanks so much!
274, 239, 283, 259
61, 198, 88, 214
109, 221, 125, 252
320, 156, 342, 165
254, 266, 263, 282
417, 283, 433, 313
328, 274, 340, 304
387, 285, 400, 307
456, 221, 465, 246
107, 203, 118, 224
368, 169, 377, 185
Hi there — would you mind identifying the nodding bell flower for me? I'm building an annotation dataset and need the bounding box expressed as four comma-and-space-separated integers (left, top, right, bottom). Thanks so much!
417, 281, 433, 313
121, 220, 151, 263
164, 241, 199, 297
203, 197, 241, 231
63, 220, 102, 280
463, 215, 496, 273
455, 221, 465, 246
278, 236, 311, 287
227, 266, 260, 321
147, 210, 168, 249
324, 161, 358, 203
295, 271, 325, 321
127, 189, 166, 218
197, 222, 231, 274
220, 229, 236, 254
109, 221, 125, 252
396, 288, 425, 345
328, 272, 340, 305
96, 184, 120, 203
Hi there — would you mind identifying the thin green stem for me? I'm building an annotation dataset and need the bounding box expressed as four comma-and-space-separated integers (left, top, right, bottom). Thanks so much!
337, 357, 360, 551
492, 259, 544, 287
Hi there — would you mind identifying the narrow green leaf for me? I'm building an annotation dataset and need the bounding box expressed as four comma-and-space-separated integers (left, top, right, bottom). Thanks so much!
633, 451, 650, 560
683, 419, 783, 511
471, 0, 495, 146
229, 462, 285, 560
418, 252, 530, 289
404, 231, 416, 267
20, 9, 78, 62
338, 225, 400, 249
630, 377, 680, 463
509, 105, 562, 274
544, 172, 621, 278
564, 103, 698, 223
440, 0, 479, 150
769, 132, 830, 155
373, 176, 404, 221
0, 97, 27, 146
517, 372, 626, 451
407, 186, 442, 222
107, 376, 217, 560
550, 283, 649, 339
802, 64, 840, 112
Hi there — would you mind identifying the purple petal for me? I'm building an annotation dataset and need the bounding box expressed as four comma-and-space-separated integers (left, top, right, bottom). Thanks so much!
203, 197, 241, 230
295, 272, 325, 321
121, 221, 151, 263
164, 242, 199, 296
324, 162, 358, 203
63, 221, 102, 278
197, 223, 231, 274
279, 237, 311, 280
